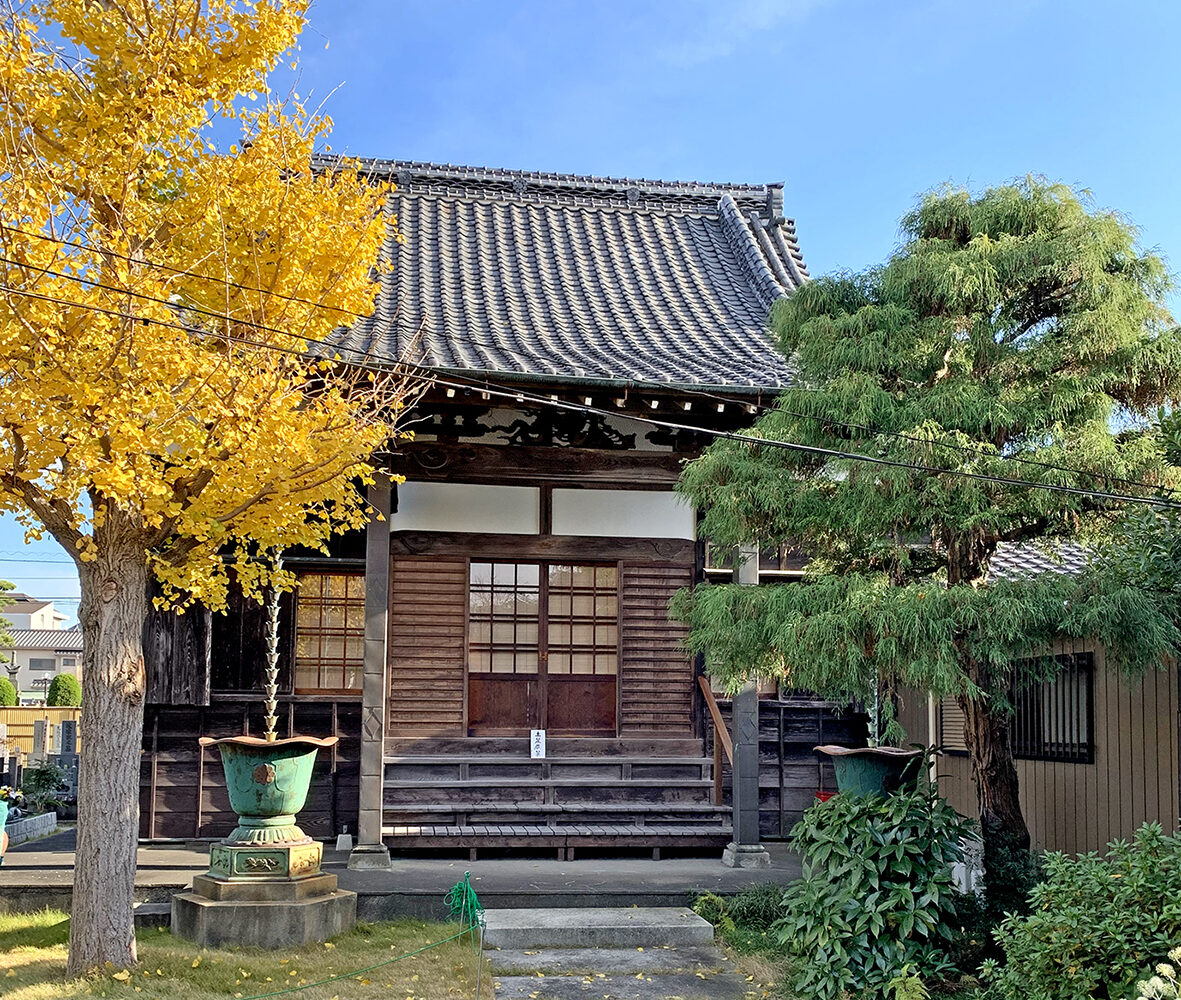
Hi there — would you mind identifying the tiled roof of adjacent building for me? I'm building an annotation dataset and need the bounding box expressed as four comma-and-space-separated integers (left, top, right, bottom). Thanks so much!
989, 542, 1091, 582
324, 159, 805, 391
3, 628, 84, 651
4, 592, 51, 614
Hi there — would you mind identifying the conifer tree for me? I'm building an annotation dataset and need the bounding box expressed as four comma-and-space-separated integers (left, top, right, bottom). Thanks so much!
676, 180, 1181, 911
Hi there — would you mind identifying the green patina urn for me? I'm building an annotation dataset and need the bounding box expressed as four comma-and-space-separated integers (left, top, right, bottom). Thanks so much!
200, 735, 338, 845
815, 744, 924, 797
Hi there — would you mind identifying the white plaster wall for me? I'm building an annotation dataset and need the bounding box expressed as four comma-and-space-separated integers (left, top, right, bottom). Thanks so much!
551, 489, 695, 539
393, 482, 540, 534
1, 647, 81, 701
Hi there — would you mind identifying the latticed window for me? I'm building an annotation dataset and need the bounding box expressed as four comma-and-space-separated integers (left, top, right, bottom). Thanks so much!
468, 562, 618, 676
939, 650, 1095, 764
294, 573, 364, 693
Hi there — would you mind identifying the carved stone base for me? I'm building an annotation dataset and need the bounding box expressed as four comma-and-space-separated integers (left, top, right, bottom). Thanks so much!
208, 840, 322, 880
172, 846, 356, 948
171, 887, 356, 948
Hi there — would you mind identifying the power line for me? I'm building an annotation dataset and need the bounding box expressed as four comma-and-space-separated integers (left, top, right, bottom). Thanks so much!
1, 280, 1179, 512
3, 223, 1172, 499
0, 222, 362, 317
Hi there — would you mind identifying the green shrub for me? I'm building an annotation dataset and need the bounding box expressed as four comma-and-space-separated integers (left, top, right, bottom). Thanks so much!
982, 823, 1181, 1000
774, 783, 973, 1000
724, 882, 785, 928
20, 762, 66, 814
46, 673, 81, 706
0, 676, 15, 706
691, 884, 790, 955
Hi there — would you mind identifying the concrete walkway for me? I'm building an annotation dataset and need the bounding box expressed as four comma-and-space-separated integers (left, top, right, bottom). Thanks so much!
1, 828, 801, 920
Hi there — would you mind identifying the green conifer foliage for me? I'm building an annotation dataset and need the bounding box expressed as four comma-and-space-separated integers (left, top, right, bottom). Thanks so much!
676, 179, 1181, 913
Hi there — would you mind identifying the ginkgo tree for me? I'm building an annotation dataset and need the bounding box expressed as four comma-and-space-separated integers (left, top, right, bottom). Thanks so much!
0, 1, 417, 974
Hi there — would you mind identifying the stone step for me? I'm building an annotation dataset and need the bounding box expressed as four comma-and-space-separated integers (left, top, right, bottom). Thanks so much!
486, 945, 728, 975
490, 971, 749, 1000
132, 901, 172, 929
481, 906, 715, 950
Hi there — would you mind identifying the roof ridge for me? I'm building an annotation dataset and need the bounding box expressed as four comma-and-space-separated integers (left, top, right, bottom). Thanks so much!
316, 155, 786, 216
319, 155, 782, 195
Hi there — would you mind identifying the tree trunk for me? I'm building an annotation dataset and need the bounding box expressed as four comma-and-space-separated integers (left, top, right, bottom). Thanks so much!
958, 689, 1035, 914
67, 519, 149, 976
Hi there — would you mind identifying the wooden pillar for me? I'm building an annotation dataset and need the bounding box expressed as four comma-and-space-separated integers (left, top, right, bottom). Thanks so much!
722, 542, 771, 868
348, 472, 393, 869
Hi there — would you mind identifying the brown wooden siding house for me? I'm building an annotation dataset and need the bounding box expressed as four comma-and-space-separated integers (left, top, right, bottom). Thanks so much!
896, 543, 1181, 855
139, 161, 816, 861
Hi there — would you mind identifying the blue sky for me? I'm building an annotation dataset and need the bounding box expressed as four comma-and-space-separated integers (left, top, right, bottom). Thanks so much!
5, 0, 1181, 622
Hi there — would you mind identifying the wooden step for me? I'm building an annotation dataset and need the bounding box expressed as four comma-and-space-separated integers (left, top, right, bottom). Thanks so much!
381, 823, 733, 853
384, 755, 712, 766
383, 778, 715, 807
385, 736, 706, 757
384, 824, 732, 837
381, 802, 732, 814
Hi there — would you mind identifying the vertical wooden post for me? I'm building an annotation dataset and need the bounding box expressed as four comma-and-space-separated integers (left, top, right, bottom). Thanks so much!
722, 542, 771, 868
349, 472, 393, 870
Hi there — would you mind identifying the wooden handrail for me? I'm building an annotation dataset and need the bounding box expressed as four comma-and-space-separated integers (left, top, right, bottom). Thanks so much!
699, 677, 734, 764
698, 677, 734, 806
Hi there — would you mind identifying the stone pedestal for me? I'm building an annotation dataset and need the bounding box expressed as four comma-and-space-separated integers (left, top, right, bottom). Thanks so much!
172, 841, 357, 948
721, 841, 772, 869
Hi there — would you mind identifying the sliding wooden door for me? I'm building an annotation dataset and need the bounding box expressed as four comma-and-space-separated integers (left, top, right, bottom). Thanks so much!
467, 560, 618, 736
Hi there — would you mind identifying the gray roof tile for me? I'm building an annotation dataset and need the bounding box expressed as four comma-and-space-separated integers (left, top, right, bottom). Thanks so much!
322, 159, 805, 390
3, 628, 84, 652
989, 542, 1091, 582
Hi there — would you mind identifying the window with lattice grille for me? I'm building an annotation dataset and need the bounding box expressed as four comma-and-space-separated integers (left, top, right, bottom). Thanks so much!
293, 573, 364, 693
938, 651, 1094, 764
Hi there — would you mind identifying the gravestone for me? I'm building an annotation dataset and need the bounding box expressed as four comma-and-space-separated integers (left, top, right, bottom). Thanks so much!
52, 724, 63, 755
59, 719, 77, 757
32, 719, 47, 763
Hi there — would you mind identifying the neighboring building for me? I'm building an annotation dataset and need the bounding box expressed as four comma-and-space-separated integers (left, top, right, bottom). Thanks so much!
1, 623, 83, 706
137, 160, 824, 853
897, 543, 1179, 855
4, 592, 68, 631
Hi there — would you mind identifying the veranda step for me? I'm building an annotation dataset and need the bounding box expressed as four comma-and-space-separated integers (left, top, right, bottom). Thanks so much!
382, 802, 732, 814
384, 754, 712, 764
385, 737, 706, 757
382, 823, 733, 838
481, 907, 715, 950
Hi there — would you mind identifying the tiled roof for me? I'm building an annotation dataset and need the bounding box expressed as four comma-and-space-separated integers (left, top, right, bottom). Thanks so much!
4, 593, 51, 614
324, 159, 805, 391
989, 542, 1091, 582
2, 628, 84, 651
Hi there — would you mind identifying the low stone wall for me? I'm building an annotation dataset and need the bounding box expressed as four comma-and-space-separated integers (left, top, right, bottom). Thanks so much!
5, 810, 57, 846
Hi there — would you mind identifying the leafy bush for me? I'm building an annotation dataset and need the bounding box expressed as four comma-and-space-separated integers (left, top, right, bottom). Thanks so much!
0, 676, 16, 706
20, 762, 66, 815
982, 823, 1181, 1000
691, 884, 789, 955
774, 783, 973, 1000
46, 673, 81, 706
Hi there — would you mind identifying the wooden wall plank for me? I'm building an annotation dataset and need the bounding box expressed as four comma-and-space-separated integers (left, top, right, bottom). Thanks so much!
619, 563, 694, 736
387, 556, 468, 736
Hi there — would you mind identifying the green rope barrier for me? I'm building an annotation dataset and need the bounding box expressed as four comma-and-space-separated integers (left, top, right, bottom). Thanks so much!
444, 871, 486, 951
229, 873, 488, 1000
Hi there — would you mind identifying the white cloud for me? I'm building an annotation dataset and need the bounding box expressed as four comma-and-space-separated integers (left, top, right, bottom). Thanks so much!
657, 0, 831, 68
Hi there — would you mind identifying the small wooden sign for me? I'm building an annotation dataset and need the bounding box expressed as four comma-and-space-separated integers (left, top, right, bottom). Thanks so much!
530, 729, 546, 759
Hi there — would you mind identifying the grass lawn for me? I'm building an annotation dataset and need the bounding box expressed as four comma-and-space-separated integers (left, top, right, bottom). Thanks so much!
0, 910, 491, 1000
